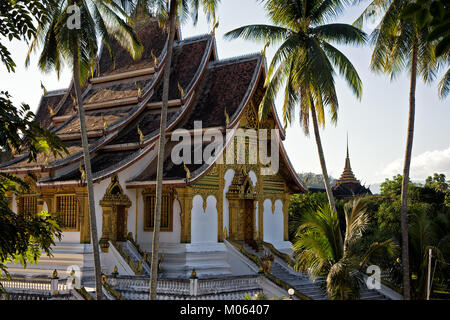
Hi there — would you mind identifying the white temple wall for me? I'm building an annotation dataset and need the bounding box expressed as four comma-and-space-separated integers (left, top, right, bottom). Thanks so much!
137, 197, 181, 249
191, 195, 218, 244
263, 199, 284, 243
90, 146, 184, 246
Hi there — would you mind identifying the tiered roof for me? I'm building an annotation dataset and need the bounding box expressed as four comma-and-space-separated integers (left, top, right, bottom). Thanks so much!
332, 141, 371, 199
0, 19, 305, 193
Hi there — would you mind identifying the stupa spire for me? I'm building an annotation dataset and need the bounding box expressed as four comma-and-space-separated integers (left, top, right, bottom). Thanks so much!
337, 133, 359, 184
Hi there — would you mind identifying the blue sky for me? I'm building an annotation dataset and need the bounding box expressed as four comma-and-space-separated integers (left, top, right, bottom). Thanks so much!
1, 0, 449, 187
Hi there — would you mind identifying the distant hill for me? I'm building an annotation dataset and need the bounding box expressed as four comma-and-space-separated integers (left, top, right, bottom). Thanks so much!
368, 180, 425, 195
298, 172, 337, 189
369, 183, 382, 195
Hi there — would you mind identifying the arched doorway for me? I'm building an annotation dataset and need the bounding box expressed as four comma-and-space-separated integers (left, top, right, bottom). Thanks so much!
226, 167, 258, 248
99, 175, 132, 252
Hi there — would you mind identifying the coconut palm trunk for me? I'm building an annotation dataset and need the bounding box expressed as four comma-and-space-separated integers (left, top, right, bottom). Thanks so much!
149, 0, 178, 300
310, 99, 337, 213
399, 39, 418, 301
73, 45, 103, 300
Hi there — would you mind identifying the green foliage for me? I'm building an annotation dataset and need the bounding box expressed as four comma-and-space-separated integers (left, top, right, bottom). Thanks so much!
402, 0, 450, 57
292, 198, 398, 299
225, 0, 366, 133
352, 174, 450, 298
0, 209, 62, 294
0, 0, 55, 72
0, 91, 67, 163
288, 191, 328, 240
0, 1, 70, 296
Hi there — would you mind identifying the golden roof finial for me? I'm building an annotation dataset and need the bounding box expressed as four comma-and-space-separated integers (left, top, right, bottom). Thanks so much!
183, 163, 191, 180
41, 81, 47, 96
211, 17, 219, 37
261, 40, 270, 57
102, 114, 108, 130
224, 107, 230, 127
177, 81, 185, 99
79, 164, 86, 182
137, 124, 145, 144
135, 81, 142, 97
8, 141, 17, 155
71, 93, 77, 106
151, 50, 159, 66
48, 104, 55, 117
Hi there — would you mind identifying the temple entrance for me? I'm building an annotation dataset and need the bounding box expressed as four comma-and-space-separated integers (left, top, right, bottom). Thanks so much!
243, 199, 254, 244
226, 167, 260, 250
116, 205, 127, 241
99, 175, 132, 252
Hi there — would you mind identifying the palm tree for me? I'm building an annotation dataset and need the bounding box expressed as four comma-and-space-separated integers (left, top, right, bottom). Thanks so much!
408, 210, 450, 299
354, 0, 438, 300
292, 198, 398, 299
26, 0, 143, 299
225, 0, 366, 213
138, 0, 219, 300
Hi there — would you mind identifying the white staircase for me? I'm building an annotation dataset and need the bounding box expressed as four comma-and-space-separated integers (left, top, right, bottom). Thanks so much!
5, 242, 94, 284
144, 243, 233, 279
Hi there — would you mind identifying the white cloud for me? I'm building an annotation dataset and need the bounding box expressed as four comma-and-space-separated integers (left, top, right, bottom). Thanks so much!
380, 146, 450, 181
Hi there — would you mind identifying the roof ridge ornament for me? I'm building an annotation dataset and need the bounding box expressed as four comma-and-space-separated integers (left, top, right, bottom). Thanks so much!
151, 50, 158, 66
210, 17, 219, 38
224, 107, 229, 127
47, 104, 56, 117
41, 81, 47, 96
135, 81, 142, 97
79, 164, 86, 183
137, 123, 145, 146
177, 81, 185, 99
261, 41, 270, 57
183, 163, 191, 180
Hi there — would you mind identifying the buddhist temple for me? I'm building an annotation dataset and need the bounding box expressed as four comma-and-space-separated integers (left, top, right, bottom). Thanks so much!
0, 19, 306, 283
332, 138, 372, 200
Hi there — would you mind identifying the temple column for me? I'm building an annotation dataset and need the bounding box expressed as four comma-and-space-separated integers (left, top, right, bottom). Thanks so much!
41, 190, 55, 214
177, 187, 193, 243
75, 187, 91, 244
217, 166, 224, 242
99, 203, 112, 252
253, 199, 258, 241
6, 192, 13, 211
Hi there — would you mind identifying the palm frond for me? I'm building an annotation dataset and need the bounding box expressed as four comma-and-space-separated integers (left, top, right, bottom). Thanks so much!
438, 67, 450, 99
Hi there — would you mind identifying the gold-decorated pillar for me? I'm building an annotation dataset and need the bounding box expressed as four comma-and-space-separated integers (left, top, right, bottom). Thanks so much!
177, 187, 193, 243
75, 187, 91, 244
5, 192, 13, 211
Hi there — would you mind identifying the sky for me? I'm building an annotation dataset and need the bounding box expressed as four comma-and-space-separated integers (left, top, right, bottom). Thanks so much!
1, 0, 449, 189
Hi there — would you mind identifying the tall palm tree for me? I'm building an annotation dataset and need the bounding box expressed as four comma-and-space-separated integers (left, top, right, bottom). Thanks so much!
138, 0, 219, 300
354, 0, 438, 300
292, 198, 398, 299
225, 0, 366, 213
26, 0, 143, 299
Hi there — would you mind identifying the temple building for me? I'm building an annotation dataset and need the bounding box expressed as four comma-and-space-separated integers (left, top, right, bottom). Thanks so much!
0, 20, 306, 282
332, 141, 372, 200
